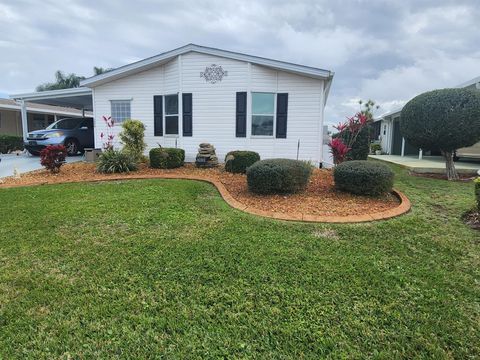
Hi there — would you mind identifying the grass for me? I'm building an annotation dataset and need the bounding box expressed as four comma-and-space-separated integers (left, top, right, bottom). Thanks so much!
0, 164, 478, 358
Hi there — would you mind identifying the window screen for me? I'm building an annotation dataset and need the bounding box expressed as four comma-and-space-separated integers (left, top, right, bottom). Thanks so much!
111, 100, 131, 123
252, 92, 274, 136
165, 94, 179, 135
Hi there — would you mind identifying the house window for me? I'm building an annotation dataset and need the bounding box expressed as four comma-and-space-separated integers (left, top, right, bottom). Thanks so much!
251, 92, 275, 136
164, 94, 179, 135
111, 100, 131, 124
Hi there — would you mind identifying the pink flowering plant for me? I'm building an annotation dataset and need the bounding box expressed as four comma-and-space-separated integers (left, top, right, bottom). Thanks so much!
100, 115, 115, 150
328, 112, 370, 165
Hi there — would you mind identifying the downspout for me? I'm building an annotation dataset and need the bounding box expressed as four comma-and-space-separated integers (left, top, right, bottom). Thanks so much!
20, 100, 28, 142
320, 73, 334, 167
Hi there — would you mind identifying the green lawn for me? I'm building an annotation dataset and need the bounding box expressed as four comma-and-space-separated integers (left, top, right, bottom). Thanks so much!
0, 164, 478, 359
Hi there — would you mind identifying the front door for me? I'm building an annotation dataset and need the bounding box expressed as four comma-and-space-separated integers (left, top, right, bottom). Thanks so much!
392, 119, 402, 155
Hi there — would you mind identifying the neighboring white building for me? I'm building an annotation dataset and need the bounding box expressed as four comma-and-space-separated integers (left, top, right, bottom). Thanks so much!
76, 44, 334, 165
373, 76, 480, 157
0, 99, 86, 136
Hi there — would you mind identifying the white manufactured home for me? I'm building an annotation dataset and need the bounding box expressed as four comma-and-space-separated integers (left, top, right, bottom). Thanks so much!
12, 44, 334, 165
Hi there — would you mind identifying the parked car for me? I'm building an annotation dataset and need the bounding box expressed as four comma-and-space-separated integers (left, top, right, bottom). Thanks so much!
24, 117, 94, 156
455, 141, 480, 161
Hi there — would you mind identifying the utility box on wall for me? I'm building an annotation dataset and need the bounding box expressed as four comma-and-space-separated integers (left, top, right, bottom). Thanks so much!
84, 148, 102, 162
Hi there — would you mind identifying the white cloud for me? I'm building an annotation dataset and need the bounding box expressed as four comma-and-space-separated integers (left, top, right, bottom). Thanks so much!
0, 0, 478, 127
355, 53, 480, 114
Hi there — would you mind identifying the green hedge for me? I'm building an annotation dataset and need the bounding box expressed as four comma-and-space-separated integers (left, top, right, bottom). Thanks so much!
0, 135, 23, 154
149, 147, 185, 169
225, 150, 260, 174
246, 159, 312, 194
333, 160, 394, 196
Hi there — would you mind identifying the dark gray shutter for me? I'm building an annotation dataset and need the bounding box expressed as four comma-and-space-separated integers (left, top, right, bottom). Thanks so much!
276, 93, 288, 138
154, 95, 163, 136
236, 92, 247, 137
182, 93, 192, 136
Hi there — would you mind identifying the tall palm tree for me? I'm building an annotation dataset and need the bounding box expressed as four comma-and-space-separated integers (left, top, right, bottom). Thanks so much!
36, 67, 114, 91
36, 71, 86, 91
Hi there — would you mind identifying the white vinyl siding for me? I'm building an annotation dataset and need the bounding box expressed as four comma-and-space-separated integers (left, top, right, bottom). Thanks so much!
92, 52, 325, 164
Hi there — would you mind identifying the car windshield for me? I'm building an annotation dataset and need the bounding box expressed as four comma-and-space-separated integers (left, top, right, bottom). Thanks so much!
46, 118, 81, 130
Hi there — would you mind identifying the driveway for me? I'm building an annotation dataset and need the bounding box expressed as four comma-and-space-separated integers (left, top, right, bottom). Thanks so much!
0, 153, 82, 179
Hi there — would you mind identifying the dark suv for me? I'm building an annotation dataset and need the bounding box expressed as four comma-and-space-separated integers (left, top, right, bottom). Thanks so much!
25, 117, 94, 156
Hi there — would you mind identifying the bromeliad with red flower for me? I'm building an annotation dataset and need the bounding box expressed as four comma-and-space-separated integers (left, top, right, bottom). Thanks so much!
101, 115, 115, 150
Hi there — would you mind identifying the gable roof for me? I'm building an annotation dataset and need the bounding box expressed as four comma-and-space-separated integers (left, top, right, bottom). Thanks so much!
80, 43, 334, 88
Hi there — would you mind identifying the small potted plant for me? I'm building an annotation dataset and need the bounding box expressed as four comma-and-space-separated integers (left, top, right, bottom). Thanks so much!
370, 143, 382, 155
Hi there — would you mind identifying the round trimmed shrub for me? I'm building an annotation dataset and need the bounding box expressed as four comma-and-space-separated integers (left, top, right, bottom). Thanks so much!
333, 160, 394, 196
96, 149, 138, 174
149, 147, 185, 169
246, 159, 313, 194
225, 150, 260, 173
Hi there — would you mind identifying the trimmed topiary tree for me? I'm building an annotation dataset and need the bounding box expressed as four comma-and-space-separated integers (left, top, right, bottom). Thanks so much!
224, 150, 260, 174
119, 119, 146, 162
246, 159, 312, 194
149, 147, 185, 169
401, 88, 480, 180
333, 160, 394, 196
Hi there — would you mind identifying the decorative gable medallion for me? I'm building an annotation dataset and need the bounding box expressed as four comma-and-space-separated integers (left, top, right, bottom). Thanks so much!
200, 64, 228, 84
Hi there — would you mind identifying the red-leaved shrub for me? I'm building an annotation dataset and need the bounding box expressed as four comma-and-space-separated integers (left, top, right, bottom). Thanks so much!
40, 145, 67, 173
329, 112, 370, 165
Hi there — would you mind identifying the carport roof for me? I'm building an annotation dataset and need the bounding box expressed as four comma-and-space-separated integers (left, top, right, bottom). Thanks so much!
10, 87, 93, 111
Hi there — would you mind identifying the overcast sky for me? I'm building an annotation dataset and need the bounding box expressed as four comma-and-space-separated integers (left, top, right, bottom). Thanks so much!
1, 0, 479, 124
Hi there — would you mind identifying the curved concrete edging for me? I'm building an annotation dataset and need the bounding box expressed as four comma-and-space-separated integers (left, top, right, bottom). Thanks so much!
0, 173, 411, 223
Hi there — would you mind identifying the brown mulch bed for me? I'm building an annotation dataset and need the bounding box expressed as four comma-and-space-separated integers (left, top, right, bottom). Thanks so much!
0, 162, 400, 217
463, 209, 480, 230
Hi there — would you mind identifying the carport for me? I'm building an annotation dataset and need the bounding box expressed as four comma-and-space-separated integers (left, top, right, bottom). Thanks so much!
10, 87, 93, 141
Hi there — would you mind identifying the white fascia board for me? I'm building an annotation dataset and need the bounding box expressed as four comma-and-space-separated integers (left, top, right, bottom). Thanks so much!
0, 103, 21, 111
0, 102, 84, 116
26, 107, 85, 116
374, 107, 403, 121
80, 44, 333, 88
10, 87, 92, 101
456, 75, 480, 88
